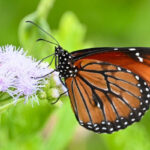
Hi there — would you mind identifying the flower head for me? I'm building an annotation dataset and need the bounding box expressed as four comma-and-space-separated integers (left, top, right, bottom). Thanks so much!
52, 71, 67, 93
0, 45, 51, 103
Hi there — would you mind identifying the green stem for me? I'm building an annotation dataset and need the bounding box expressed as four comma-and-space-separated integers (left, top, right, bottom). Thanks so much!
0, 92, 5, 97
0, 96, 12, 102
0, 98, 24, 113
0, 92, 12, 102
36, 0, 55, 19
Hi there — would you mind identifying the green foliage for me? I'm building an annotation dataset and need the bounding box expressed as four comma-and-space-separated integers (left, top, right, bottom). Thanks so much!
44, 101, 77, 150
0, 0, 92, 149
54, 11, 92, 51
103, 120, 150, 150
0, 101, 54, 150
19, 0, 54, 59
1, 0, 150, 150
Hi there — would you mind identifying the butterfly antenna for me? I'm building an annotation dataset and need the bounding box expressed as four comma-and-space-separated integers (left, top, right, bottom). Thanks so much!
26, 20, 60, 46
37, 38, 58, 46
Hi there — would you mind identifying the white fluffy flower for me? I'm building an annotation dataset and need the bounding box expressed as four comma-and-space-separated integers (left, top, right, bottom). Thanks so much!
0, 45, 51, 103
51, 88, 60, 98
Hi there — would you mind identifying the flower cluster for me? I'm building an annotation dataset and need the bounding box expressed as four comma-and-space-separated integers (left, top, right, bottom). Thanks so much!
0, 45, 51, 103
53, 72, 67, 94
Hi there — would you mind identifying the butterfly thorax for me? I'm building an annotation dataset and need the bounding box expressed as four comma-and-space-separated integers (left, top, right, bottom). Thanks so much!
55, 47, 78, 78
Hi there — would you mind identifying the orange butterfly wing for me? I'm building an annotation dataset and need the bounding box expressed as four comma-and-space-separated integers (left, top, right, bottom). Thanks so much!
65, 59, 150, 133
72, 49, 150, 84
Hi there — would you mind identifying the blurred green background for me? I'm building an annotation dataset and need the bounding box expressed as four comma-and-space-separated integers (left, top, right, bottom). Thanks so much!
1, 0, 150, 150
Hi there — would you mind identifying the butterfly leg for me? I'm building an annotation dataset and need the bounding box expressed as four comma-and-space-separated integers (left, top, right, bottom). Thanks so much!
33, 70, 57, 79
38, 53, 55, 65
51, 90, 68, 104
58, 75, 67, 87
48, 55, 55, 67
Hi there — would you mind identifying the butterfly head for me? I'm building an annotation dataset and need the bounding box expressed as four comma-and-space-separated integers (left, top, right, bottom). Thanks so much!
55, 46, 65, 56
55, 46, 78, 78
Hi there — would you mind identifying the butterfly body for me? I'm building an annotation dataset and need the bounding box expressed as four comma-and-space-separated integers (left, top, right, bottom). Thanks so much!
55, 47, 78, 78
55, 46, 150, 134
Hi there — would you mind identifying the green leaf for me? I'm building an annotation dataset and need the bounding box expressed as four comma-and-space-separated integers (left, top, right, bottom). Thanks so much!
55, 11, 93, 51
44, 100, 77, 150
103, 124, 150, 150
18, 0, 55, 59
0, 98, 24, 113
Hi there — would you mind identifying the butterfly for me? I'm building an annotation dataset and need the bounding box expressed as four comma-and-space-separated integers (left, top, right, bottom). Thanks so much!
27, 21, 150, 134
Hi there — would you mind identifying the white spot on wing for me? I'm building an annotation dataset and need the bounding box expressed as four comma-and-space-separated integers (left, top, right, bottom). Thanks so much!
102, 127, 107, 130
137, 84, 141, 87
135, 52, 140, 56
127, 69, 131, 73
143, 107, 146, 111
135, 75, 139, 80
138, 112, 142, 116
145, 88, 149, 91
124, 121, 128, 125
140, 89, 143, 93
97, 103, 101, 108
109, 128, 114, 131
117, 67, 122, 71
138, 57, 143, 62
147, 94, 150, 98
145, 100, 149, 104
87, 122, 92, 125
129, 48, 136, 51
94, 124, 98, 127
102, 121, 105, 124
88, 126, 93, 129
95, 127, 100, 131
114, 48, 118, 50
131, 118, 135, 122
